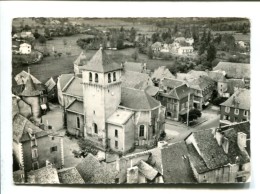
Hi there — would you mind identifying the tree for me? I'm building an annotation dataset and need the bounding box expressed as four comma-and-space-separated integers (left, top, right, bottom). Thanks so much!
131, 49, 139, 61
151, 33, 160, 43
44, 27, 50, 37
24, 24, 31, 31
116, 33, 124, 49
130, 27, 136, 42
181, 109, 202, 123
207, 44, 217, 62
147, 46, 153, 59
38, 35, 47, 45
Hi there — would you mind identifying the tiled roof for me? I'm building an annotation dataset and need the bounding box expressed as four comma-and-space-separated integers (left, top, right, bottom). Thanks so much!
27, 166, 60, 184
188, 76, 215, 91
137, 160, 158, 181
168, 84, 192, 100
151, 66, 175, 81
63, 76, 83, 98
66, 99, 84, 115
161, 142, 197, 183
124, 61, 144, 73
120, 87, 160, 110
82, 48, 122, 73
151, 42, 162, 48
220, 121, 250, 138
213, 62, 250, 79
121, 71, 153, 90
15, 70, 41, 85
107, 109, 134, 126
188, 70, 208, 78
145, 86, 159, 97
226, 79, 245, 94
208, 70, 226, 82
76, 153, 118, 184
220, 88, 250, 110
58, 74, 74, 91
13, 114, 28, 143
45, 77, 56, 92
175, 73, 195, 82
161, 78, 184, 89
58, 167, 85, 184
74, 51, 87, 66
190, 128, 230, 172
19, 75, 42, 96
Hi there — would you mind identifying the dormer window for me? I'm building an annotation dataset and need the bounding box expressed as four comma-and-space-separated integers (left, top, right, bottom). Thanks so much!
95, 73, 98, 83
108, 73, 111, 83
113, 72, 116, 81
89, 72, 92, 82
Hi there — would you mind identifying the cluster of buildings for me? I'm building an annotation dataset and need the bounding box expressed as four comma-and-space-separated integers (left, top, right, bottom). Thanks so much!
12, 31, 34, 55
151, 37, 194, 56
12, 46, 251, 184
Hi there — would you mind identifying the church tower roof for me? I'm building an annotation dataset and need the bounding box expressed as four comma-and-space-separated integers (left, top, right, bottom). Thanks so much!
83, 47, 122, 73
19, 75, 42, 97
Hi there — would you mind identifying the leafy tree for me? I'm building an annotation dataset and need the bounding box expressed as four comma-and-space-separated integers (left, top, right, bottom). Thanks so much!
38, 35, 47, 45
24, 24, 31, 31
147, 46, 153, 59
130, 27, 136, 42
131, 49, 139, 61
44, 27, 50, 37
207, 44, 217, 62
151, 33, 160, 43
116, 33, 124, 49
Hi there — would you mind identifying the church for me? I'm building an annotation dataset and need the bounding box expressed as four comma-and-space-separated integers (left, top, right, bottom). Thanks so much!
64, 47, 166, 154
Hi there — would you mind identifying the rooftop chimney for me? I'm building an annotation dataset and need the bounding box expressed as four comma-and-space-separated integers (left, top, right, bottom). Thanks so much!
237, 132, 247, 151
222, 137, 229, 154
126, 166, 139, 184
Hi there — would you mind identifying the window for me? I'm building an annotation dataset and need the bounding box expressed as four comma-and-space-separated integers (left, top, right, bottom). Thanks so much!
234, 109, 239, 115
32, 162, 39, 170
94, 123, 98, 134
115, 141, 118, 149
32, 149, 38, 158
225, 107, 230, 113
77, 116, 80, 128
89, 72, 92, 82
52, 137, 55, 140
115, 129, 118, 137
50, 146, 58, 152
244, 110, 249, 116
113, 72, 116, 81
139, 125, 145, 137
108, 73, 111, 83
31, 139, 37, 147
95, 73, 98, 83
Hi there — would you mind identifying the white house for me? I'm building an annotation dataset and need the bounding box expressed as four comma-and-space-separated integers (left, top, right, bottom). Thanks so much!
185, 38, 194, 46
19, 43, 32, 54
177, 46, 194, 55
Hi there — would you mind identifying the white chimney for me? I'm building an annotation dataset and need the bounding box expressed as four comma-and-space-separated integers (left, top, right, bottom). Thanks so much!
237, 132, 247, 150
222, 137, 229, 154
126, 166, 139, 184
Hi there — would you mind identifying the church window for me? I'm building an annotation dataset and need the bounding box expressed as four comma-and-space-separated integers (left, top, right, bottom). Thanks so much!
94, 123, 98, 134
139, 125, 145, 137
89, 72, 92, 82
95, 73, 99, 83
108, 73, 111, 83
113, 72, 116, 81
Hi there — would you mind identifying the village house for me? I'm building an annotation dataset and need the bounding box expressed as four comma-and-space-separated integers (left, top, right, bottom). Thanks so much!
185, 38, 194, 45
174, 37, 186, 43
151, 66, 175, 87
220, 88, 250, 126
187, 76, 216, 110
157, 78, 194, 121
151, 42, 162, 52
13, 113, 64, 176
19, 43, 32, 54
44, 77, 57, 101
217, 77, 246, 98
62, 48, 165, 154
185, 126, 250, 183
177, 46, 194, 55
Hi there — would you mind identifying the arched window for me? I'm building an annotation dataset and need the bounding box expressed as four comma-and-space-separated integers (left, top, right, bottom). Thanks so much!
139, 125, 145, 137
94, 123, 98, 134
95, 73, 98, 83
113, 72, 116, 81
108, 73, 111, 83
89, 72, 92, 82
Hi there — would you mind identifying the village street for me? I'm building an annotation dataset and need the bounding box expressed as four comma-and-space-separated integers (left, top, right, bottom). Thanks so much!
165, 105, 220, 143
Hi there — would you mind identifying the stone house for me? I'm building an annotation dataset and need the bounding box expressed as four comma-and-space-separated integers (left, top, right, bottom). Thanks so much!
151, 66, 175, 87
157, 78, 194, 121
13, 114, 64, 175
220, 88, 250, 126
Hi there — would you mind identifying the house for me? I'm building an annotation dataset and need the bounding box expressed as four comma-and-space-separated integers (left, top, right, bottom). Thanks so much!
213, 62, 250, 79
157, 78, 194, 121
121, 71, 153, 90
74, 51, 87, 75
64, 48, 165, 153
185, 38, 194, 45
187, 70, 208, 78
58, 167, 85, 184
220, 88, 250, 126
185, 127, 250, 183
187, 76, 216, 110
169, 42, 180, 53
177, 46, 194, 55
218, 78, 246, 98
13, 114, 64, 175
19, 43, 31, 54
20, 31, 34, 39
151, 42, 162, 52
44, 77, 57, 101
151, 66, 175, 87
27, 165, 60, 184
123, 61, 147, 73
76, 153, 118, 184
160, 44, 170, 53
